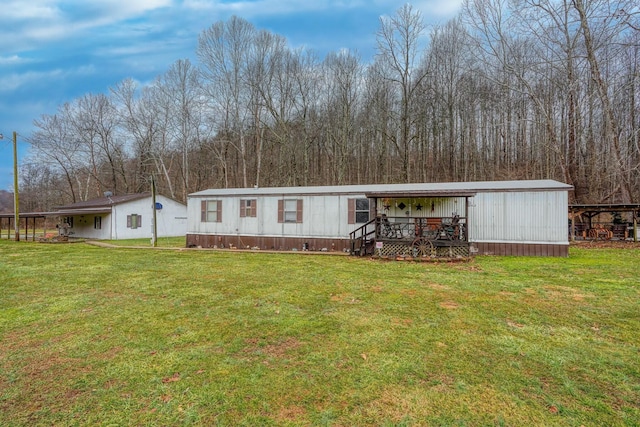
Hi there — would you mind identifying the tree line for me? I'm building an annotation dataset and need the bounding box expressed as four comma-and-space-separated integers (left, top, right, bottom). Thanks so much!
22, 0, 640, 212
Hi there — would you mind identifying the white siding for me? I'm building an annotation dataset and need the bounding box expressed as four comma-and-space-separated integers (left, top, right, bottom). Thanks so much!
188, 194, 367, 238
469, 191, 568, 243
111, 195, 186, 240
187, 182, 571, 246
65, 215, 112, 240
58, 196, 187, 240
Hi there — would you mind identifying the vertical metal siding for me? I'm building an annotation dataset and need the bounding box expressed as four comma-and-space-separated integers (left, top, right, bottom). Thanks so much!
469, 191, 567, 243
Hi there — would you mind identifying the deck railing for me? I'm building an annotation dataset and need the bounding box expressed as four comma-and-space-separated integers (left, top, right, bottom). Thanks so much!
350, 215, 467, 256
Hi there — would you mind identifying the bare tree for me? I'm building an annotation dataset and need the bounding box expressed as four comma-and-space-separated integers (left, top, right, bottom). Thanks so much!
154, 59, 206, 200
375, 3, 429, 182
198, 16, 256, 188
573, 0, 634, 203
31, 108, 84, 202
321, 50, 362, 184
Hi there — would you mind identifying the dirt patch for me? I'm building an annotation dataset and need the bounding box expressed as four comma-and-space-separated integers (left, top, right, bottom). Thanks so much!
571, 240, 640, 250
542, 285, 591, 302
243, 337, 302, 359
439, 301, 459, 309
391, 318, 414, 327
275, 405, 308, 422
330, 293, 360, 303
262, 338, 302, 358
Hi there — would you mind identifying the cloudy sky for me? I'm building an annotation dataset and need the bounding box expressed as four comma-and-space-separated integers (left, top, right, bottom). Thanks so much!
0, 0, 463, 191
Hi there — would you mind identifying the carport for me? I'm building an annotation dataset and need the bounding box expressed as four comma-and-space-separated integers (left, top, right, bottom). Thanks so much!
0, 212, 50, 241
569, 204, 640, 242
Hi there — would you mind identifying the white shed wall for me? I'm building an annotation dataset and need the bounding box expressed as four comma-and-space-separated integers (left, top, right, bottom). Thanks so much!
469, 191, 568, 243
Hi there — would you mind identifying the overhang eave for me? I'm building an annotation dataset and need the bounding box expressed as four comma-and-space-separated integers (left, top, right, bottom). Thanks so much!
365, 191, 477, 199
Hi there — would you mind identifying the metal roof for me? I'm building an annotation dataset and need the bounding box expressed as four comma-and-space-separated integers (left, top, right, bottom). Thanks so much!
189, 180, 573, 198
0, 208, 112, 219
55, 192, 150, 209
569, 204, 640, 214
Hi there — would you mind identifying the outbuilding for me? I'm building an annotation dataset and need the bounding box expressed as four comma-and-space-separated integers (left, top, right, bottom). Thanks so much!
186, 180, 573, 257
54, 192, 187, 240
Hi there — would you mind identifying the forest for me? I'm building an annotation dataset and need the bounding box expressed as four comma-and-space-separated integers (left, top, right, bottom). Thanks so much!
20, 0, 640, 212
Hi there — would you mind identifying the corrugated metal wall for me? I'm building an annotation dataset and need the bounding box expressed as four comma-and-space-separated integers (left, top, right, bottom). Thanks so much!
469, 191, 568, 243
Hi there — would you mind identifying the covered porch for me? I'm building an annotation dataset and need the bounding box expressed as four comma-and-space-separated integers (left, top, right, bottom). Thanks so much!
350, 190, 474, 259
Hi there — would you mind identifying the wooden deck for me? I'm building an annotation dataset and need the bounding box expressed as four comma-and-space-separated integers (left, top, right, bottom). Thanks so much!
350, 215, 469, 259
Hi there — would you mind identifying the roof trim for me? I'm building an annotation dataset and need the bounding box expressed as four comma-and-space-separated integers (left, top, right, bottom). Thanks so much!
189, 180, 573, 198
55, 192, 151, 210
569, 204, 640, 213
0, 208, 112, 218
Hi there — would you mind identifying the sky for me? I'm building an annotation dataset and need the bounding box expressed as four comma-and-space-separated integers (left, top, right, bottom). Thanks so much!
0, 0, 463, 191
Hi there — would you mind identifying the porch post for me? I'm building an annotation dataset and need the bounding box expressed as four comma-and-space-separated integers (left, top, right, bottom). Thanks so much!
466, 196, 470, 242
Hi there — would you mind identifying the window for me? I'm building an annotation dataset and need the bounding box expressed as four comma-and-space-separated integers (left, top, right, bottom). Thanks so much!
127, 214, 142, 229
63, 216, 74, 228
201, 200, 222, 223
94, 216, 102, 229
240, 199, 257, 217
355, 198, 370, 223
278, 199, 302, 223
348, 198, 371, 224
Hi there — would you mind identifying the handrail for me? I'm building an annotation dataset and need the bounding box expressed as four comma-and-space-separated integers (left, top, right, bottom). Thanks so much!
349, 215, 468, 255
372, 215, 467, 241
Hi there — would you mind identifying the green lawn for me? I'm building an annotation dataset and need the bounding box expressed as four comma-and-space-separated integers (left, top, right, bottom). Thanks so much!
0, 240, 638, 426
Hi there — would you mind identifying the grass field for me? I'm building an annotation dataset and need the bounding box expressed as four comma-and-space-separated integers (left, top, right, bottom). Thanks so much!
0, 240, 638, 426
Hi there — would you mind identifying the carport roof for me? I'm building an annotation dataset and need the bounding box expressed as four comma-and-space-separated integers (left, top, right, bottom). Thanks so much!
0, 207, 112, 219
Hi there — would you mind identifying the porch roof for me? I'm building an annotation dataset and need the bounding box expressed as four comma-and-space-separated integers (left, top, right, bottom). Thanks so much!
365, 190, 476, 198
0, 207, 112, 219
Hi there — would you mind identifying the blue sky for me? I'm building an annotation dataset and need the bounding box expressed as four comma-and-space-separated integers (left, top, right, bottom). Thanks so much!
0, 0, 462, 191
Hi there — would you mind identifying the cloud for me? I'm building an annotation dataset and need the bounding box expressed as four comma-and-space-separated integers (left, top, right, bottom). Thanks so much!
0, 56, 32, 66
0, 66, 97, 93
182, 0, 364, 17
415, 0, 464, 17
2, 1, 61, 20
0, 0, 174, 53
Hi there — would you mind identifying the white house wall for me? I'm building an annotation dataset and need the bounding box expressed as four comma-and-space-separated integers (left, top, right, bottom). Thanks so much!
109, 195, 186, 240
469, 191, 568, 244
188, 194, 367, 238
66, 215, 112, 240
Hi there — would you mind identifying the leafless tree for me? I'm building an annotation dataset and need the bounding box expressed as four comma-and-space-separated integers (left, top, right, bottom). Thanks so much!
375, 3, 429, 182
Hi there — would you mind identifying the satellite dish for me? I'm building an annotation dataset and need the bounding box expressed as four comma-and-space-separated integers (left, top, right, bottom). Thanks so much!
104, 191, 113, 198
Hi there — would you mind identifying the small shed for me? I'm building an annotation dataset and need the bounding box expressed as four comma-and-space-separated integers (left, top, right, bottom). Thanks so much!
186, 180, 572, 257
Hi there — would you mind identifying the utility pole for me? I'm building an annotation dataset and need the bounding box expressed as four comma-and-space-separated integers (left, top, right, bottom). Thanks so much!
13, 131, 19, 241
0, 131, 19, 241
151, 174, 157, 247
